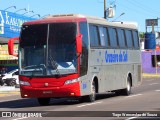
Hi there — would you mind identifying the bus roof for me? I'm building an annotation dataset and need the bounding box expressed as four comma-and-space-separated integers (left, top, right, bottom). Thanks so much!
24, 14, 138, 30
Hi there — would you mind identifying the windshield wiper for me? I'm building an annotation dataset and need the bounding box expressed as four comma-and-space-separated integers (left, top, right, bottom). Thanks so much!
49, 56, 61, 77
24, 65, 37, 69
23, 64, 46, 78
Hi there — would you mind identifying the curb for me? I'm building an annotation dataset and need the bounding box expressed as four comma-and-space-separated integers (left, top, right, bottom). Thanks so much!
142, 73, 160, 78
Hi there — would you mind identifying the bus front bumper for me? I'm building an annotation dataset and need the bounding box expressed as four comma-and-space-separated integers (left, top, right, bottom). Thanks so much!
20, 82, 81, 98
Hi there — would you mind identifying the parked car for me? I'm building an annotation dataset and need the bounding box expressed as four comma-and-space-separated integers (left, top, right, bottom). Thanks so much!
0, 75, 4, 86
1, 69, 19, 86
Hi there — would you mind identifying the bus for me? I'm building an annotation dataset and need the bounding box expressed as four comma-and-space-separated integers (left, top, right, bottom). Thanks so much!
8, 14, 142, 105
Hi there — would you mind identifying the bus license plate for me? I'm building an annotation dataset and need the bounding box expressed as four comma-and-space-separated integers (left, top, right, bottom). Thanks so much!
43, 91, 52, 94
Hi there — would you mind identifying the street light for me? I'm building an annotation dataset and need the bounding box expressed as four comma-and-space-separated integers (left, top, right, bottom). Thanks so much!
22, 10, 34, 15
112, 12, 125, 22
4, 6, 16, 11
30, 14, 41, 18
14, 8, 27, 13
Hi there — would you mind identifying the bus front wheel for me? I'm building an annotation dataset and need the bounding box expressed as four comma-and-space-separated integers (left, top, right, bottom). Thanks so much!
83, 80, 96, 102
37, 98, 50, 106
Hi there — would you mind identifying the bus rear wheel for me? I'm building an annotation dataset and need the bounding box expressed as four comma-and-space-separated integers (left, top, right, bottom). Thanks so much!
37, 98, 50, 106
122, 76, 131, 96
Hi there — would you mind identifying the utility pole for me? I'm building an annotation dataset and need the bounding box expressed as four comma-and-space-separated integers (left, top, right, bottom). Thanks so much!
104, 0, 107, 19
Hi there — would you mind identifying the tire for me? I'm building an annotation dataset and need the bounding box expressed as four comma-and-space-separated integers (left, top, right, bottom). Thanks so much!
0, 79, 4, 86
83, 80, 96, 102
122, 76, 131, 96
37, 98, 50, 106
5, 79, 16, 86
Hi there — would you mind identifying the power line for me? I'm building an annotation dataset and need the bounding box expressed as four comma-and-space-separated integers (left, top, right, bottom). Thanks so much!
127, 0, 160, 16
130, 0, 160, 14
117, 1, 156, 18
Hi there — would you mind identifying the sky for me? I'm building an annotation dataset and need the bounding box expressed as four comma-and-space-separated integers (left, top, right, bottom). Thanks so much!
1, 0, 160, 32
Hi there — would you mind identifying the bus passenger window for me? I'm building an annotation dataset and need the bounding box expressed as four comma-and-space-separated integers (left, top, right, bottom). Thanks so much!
89, 25, 100, 47
117, 29, 126, 48
125, 30, 134, 48
108, 28, 118, 48
133, 31, 139, 49
99, 27, 106, 47
99, 27, 109, 47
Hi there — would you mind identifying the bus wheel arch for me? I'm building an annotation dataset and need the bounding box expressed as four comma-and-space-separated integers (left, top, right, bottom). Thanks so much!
128, 73, 132, 87
93, 76, 99, 93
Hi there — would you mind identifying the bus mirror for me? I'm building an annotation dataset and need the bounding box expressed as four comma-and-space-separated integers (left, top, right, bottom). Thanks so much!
8, 37, 19, 57
76, 34, 82, 54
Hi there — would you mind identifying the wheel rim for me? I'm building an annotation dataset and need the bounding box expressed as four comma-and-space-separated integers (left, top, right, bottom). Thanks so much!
91, 81, 96, 101
127, 80, 131, 92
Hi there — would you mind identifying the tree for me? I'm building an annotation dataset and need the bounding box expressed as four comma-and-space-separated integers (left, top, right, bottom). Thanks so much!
139, 32, 145, 38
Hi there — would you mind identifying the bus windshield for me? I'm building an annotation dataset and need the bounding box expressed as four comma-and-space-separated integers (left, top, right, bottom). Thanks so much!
19, 23, 77, 77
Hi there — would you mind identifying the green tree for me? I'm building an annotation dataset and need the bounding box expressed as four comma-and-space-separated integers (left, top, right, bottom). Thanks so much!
139, 32, 145, 38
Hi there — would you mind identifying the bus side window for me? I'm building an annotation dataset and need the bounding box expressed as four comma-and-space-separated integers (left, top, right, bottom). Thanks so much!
99, 27, 106, 47
125, 30, 134, 49
117, 29, 126, 48
132, 31, 140, 49
108, 27, 118, 48
89, 25, 100, 47
99, 27, 110, 48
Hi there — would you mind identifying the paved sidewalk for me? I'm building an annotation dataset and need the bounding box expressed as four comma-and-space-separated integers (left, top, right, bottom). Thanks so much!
0, 86, 20, 97
0, 86, 20, 92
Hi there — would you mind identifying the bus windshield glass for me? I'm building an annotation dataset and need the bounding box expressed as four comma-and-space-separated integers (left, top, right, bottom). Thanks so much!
19, 23, 77, 77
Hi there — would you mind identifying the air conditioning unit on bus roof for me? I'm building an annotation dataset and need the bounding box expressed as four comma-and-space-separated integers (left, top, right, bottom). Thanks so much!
45, 14, 106, 21
45, 14, 86, 18
113, 21, 138, 27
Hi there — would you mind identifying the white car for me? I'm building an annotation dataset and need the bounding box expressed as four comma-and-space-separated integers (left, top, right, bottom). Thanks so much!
2, 69, 19, 86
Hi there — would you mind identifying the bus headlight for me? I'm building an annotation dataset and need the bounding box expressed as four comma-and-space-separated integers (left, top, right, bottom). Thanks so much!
65, 78, 80, 85
19, 80, 30, 86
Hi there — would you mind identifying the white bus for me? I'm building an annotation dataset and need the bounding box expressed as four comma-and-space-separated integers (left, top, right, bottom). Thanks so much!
8, 14, 142, 105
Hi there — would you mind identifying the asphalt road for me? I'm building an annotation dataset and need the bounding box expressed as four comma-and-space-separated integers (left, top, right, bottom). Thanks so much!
0, 77, 160, 120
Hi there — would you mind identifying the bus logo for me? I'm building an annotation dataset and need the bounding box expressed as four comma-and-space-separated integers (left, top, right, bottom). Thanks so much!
44, 83, 49, 87
105, 50, 128, 63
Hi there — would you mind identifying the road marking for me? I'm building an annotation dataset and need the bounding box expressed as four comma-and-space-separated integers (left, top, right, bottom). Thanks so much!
0, 92, 20, 97
146, 79, 154, 82
149, 83, 159, 86
126, 117, 139, 120
125, 94, 142, 98
0, 94, 8, 97
77, 101, 102, 108
155, 90, 160, 92
12, 117, 28, 120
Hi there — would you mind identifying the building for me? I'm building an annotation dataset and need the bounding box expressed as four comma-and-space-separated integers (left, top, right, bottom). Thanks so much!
141, 32, 160, 74
0, 9, 36, 74
142, 48, 160, 73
